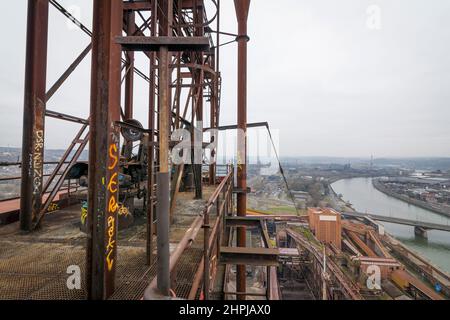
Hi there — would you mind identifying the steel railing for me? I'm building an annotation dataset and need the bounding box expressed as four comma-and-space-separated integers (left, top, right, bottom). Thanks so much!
188, 165, 234, 299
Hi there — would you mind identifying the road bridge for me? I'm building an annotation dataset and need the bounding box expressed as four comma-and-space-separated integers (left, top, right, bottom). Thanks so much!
342, 211, 450, 233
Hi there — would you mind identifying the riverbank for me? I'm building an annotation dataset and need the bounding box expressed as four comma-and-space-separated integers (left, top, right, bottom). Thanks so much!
330, 179, 450, 295
382, 234, 450, 297
328, 179, 356, 212
331, 177, 450, 274
372, 178, 450, 218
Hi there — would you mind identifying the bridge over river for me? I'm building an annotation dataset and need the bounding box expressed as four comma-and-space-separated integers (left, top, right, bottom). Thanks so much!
342, 211, 450, 233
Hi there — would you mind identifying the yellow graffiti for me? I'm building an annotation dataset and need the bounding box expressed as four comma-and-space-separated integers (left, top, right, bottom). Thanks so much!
108, 172, 118, 193
81, 206, 88, 225
118, 204, 130, 217
108, 196, 119, 213
105, 141, 119, 272
106, 250, 114, 271
47, 203, 59, 213
106, 216, 115, 271
108, 144, 118, 170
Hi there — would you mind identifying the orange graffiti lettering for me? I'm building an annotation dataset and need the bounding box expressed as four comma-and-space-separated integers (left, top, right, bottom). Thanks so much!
106, 216, 115, 271
106, 141, 119, 272
108, 143, 118, 170
106, 250, 114, 271
108, 172, 118, 193
108, 196, 119, 213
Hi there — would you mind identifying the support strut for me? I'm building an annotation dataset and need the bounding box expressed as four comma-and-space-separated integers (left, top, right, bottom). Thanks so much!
20, 0, 49, 232
86, 0, 123, 300
234, 0, 251, 301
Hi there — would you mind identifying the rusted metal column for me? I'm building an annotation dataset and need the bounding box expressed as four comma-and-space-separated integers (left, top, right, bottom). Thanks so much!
86, 0, 123, 300
156, 0, 172, 296
203, 209, 210, 299
209, 53, 216, 186
209, 0, 220, 186
193, 2, 204, 200
146, 0, 158, 266
234, 0, 251, 300
124, 10, 135, 120
20, 0, 49, 232
123, 10, 135, 158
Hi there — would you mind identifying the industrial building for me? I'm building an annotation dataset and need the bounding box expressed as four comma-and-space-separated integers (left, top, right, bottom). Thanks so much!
308, 207, 342, 249
0, 0, 448, 304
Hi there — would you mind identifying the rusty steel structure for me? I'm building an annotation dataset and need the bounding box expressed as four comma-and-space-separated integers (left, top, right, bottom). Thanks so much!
286, 228, 363, 300
1, 0, 268, 300
234, 0, 251, 300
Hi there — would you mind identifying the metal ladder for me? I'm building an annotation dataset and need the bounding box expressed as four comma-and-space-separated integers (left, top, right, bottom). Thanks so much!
33, 122, 89, 228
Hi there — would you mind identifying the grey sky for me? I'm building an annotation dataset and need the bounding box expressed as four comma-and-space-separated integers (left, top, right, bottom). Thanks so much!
1, 0, 450, 158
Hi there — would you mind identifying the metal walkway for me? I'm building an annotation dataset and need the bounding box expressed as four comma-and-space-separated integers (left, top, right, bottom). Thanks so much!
0, 206, 155, 300
0, 186, 217, 300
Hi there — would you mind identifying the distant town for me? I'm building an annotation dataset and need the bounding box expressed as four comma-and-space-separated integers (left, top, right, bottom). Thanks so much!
245, 155, 450, 216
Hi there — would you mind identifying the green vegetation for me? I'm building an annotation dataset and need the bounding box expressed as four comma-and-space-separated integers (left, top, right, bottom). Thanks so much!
292, 226, 322, 247
248, 205, 299, 215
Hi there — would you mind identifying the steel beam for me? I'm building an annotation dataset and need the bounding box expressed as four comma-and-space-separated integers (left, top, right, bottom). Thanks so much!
234, 0, 251, 300
123, 10, 135, 159
124, 11, 135, 121
46, 43, 92, 102
226, 216, 262, 228
209, 0, 221, 185
86, 0, 123, 300
193, 1, 204, 200
146, 0, 158, 267
156, 0, 173, 297
116, 36, 210, 52
20, 0, 49, 231
220, 247, 279, 267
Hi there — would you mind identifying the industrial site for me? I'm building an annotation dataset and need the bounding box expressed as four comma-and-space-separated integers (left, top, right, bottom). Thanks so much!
0, 0, 449, 308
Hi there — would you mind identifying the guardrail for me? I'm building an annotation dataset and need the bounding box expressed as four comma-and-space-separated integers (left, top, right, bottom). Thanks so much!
144, 165, 234, 300
0, 161, 72, 202
189, 166, 234, 299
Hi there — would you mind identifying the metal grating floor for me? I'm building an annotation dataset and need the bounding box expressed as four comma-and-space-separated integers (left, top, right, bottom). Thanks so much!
0, 188, 215, 300
0, 205, 156, 300
173, 246, 203, 299
0, 240, 156, 300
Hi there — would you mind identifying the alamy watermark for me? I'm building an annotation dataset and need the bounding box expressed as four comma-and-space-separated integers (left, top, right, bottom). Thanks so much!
366, 265, 381, 290
66, 265, 81, 290
170, 121, 280, 176
366, 5, 382, 30
66, 5, 83, 31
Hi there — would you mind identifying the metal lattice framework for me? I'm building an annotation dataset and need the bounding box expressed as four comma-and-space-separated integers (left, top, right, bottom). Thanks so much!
17, 0, 253, 300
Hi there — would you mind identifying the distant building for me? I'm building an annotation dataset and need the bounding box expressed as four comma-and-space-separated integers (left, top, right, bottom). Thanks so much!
291, 190, 309, 200
352, 256, 402, 279
307, 207, 342, 249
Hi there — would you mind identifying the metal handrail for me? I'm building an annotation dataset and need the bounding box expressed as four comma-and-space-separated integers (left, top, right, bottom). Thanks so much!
144, 167, 234, 300
188, 166, 234, 299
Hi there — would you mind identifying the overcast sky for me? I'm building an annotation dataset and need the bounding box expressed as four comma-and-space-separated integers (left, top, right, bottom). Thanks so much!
1, 0, 450, 158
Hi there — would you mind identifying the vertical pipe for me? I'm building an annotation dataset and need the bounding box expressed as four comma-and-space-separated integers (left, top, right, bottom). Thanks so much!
234, 0, 251, 301
124, 10, 135, 120
203, 209, 210, 299
86, 0, 123, 300
156, 0, 172, 296
209, 53, 216, 185
193, 0, 203, 200
123, 11, 135, 159
156, 170, 170, 295
20, 0, 49, 231
322, 247, 327, 300
210, 0, 221, 185
146, 0, 158, 266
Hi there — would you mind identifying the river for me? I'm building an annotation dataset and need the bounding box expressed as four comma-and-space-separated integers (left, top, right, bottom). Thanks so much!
331, 177, 450, 273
